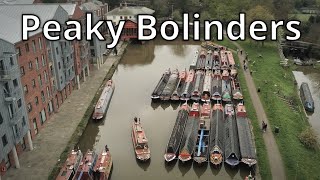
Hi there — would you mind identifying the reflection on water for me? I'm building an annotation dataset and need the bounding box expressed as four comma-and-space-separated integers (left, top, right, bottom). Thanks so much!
293, 68, 320, 136
77, 38, 250, 180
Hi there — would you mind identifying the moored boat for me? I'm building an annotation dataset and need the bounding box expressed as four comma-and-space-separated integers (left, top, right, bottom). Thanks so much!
171, 70, 187, 101
221, 70, 229, 81
224, 104, 240, 167
220, 50, 229, 70
236, 103, 257, 167
178, 102, 200, 162
226, 51, 235, 68
232, 78, 243, 100
74, 150, 98, 180
160, 69, 179, 101
212, 51, 220, 70
300, 82, 314, 112
92, 145, 113, 180
211, 71, 222, 101
193, 103, 211, 164
180, 70, 195, 101
201, 71, 212, 102
190, 54, 199, 70
205, 50, 213, 70
92, 80, 115, 120
196, 49, 207, 70
222, 79, 232, 102
132, 118, 151, 161
56, 150, 83, 180
151, 69, 171, 100
191, 70, 205, 101
209, 104, 224, 166
164, 103, 189, 162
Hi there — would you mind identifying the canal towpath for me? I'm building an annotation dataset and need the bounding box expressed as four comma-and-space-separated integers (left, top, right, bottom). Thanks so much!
3, 42, 127, 180
233, 41, 286, 180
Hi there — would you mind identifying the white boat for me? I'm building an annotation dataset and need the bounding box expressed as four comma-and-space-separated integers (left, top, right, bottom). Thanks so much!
92, 80, 115, 120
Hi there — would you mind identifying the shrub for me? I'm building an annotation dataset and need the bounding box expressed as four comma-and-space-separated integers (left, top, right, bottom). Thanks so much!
299, 127, 319, 150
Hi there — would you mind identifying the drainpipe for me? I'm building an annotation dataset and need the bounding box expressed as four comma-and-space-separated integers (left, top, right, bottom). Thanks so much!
12, 147, 20, 169
76, 75, 80, 90
27, 130, 33, 151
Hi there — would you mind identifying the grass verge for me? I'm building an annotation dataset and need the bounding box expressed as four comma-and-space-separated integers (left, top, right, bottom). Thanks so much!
232, 51, 272, 180
47, 47, 125, 180
238, 41, 320, 179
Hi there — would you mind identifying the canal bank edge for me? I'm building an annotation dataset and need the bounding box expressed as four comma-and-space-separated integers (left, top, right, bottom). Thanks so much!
48, 42, 129, 180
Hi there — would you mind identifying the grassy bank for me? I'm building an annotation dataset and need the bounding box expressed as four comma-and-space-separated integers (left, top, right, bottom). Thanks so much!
232, 51, 272, 180
238, 41, 320, 179
48, 52, 124, 180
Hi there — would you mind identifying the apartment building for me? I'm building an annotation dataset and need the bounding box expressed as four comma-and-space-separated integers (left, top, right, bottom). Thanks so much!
60, 4, 90, 90
0, 38, 33, 175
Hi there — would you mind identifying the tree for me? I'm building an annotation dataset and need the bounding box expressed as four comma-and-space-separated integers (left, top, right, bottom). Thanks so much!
273, 0, 293, 20
172, 9, 182, 21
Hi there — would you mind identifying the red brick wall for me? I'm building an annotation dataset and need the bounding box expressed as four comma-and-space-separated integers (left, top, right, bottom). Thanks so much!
16, 33, 54, 139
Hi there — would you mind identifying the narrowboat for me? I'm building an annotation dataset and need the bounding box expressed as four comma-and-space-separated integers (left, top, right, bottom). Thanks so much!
220, 49, 229, 70
160, 69, 179, 101
164, 103, 189, 162
180, 70, 195, 101
151, 69, 171, 100
178, 102, 200, 162
212, 51, 220, 70
92, 80, 115, 120
205, 50, 213, 70
132, 118, 151, 161
56, 150, 83, 180
226, 51, 235, 68
74, 150, 98, 180
236, 103, 257, 167
193, 103, 211, 164
209, 104, 224, 166
92, 145, 113, 180
191, 70, 205, 101
221, 70, 230, 81
222, 80, 232, 102
224, 104, 240, 167
211, 71, 222, 101
171, 70, 187, 101
300, 82, 314, 112
232, 78, 243, 100
201, 71, 212, 102
190, 54, 199, 70
196, 49, 207, 70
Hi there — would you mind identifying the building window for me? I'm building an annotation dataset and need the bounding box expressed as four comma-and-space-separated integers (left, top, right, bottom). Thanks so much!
41, 91, 45, 102
17, 47, 21, 56
38, 75, 42, 87
2, 134, 8, 147
38, 37, 42, 50
10, 57, 14, 66
36, 58, 39, 70
58, 62, 61, 70
41, 55, 46, 67
13, 79, 18, 87
44, 71, 48, 83
120, 16, 123, 19
27, 103, 32, 112
29, 61, 33, 70
20, 66, 25, 76
32, 79, 36, 88
23, 85, 28, 94
22, 116, 26, 127
33, 118, 38, 135
91, 49, 95, 57
0, 113, 3, 124
32, 40, 36, 52
56, 47, 59, 54
17, 99, 22, 108
46, 86, 50, 98
35, 96, 39, 105
40, 109, 46, 124
25, 43, 29, 52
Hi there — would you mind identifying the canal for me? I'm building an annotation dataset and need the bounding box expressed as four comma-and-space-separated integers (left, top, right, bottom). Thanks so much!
293, 67, 320, 136
77, 39, 250, 180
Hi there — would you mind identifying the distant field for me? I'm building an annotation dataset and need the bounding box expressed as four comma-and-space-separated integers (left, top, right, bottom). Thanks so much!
289, 13, 312, 22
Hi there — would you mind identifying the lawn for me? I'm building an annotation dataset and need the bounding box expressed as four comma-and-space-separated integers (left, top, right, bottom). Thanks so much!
289, 13, 311, 22
232, 51, 272, 180
238, 41, 320, 179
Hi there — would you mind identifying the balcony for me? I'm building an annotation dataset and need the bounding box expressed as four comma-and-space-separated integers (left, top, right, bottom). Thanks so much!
9, 108, 23, 126
0, 67, 18, 81
63, 60, 73, 69
4, 88, 22, 102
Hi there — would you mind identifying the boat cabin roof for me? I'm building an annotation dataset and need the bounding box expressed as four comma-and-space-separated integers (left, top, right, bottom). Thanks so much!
94, 151, 111, 172
134, 123, 148, 144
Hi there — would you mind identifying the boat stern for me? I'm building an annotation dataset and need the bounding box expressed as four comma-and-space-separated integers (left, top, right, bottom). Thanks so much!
164, 153, 176, 162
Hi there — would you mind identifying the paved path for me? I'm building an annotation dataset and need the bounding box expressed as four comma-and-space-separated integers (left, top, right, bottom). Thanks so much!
232, 42, 286, 180
3, 42, 127, 180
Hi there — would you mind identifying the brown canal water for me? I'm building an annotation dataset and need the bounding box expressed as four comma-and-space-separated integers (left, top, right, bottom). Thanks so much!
77, 39, 251, 180
293, 67, 320, 136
